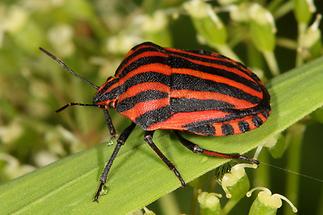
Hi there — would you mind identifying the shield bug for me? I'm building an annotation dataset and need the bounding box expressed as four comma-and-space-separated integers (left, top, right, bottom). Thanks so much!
40, 42, 271, 201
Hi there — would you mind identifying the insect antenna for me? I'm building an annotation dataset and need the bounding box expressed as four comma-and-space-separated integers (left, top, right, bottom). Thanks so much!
39, 47, 99, 90
56, 102, 103, 113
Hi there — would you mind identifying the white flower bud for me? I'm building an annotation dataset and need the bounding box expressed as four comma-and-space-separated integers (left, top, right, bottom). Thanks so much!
143, 207, 156, 215
34, 151, 58, 167
294, 0, 316, 24
184, 0, 227, 46
183, 0, 210, 19
1, 6, 29, 33
221, 163, 257, 198
48, 24, 74, 57
249, 4, 276, 33
141, 11, 168, 33
0, 119, 23, 144
301, 14, 321, 49
229, 4, 251, 23
106, 35, 141, 54
247, 187, 298, 214
198, 191, 222, 211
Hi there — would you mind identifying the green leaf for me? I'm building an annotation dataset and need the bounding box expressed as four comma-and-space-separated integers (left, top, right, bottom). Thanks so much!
1, 57, 323, 214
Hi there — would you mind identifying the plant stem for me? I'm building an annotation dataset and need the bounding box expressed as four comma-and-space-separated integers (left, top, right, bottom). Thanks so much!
215, 44, 240, 62
263, 51, 280, 76
296, 23, 307, 67
222, 199, 239, 215
276, 37, 298, 50
254, 151, 270, 188
268, 0, 285, 12
191, 186, 198, 215
283, 124, 305, 215
272, 1, 294, 19
159, 193, 180, 215
247, 43, 264, 69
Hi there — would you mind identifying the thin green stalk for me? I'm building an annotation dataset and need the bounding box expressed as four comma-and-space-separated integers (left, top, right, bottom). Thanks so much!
247, 43, 264, 70
191, 175, 207, 215
221, 171, 251, 214
276, 38, 298, 50
283, 124, 305, 215
263, 51, 280, 76
296, 23, 307, 67
222, 176, 250, 215
222, 198, 239, 215
254, 151, 270, 188
159, 193, 180, 215
268, 0, 285, 12
191, 185, 199, 215
272, 1, 294, 19
215, 44, 240, 62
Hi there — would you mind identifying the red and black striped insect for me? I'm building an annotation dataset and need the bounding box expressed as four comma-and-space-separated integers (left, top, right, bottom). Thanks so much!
40, 42, 271, 201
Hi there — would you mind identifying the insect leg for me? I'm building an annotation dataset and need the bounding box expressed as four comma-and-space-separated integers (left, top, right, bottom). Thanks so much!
144, 131, 186, 187
103, 110, 116, 138
94, 123, 136, 202
175, 132, 259, 165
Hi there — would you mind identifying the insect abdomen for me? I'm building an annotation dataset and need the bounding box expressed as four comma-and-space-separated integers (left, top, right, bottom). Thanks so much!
147, 46, 271, 136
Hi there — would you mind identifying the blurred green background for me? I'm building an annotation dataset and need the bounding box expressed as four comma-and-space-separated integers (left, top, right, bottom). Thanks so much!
0, 0, 322, 214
